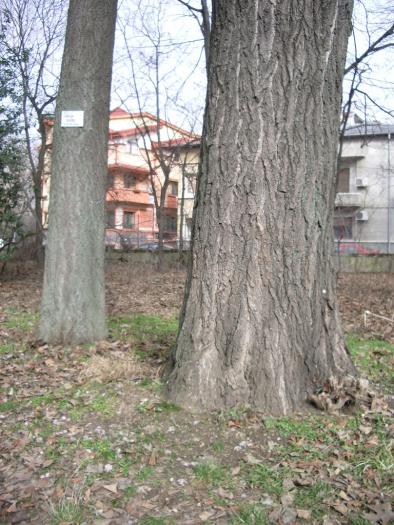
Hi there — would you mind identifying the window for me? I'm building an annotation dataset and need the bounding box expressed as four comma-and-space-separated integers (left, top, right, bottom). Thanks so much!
127, 139, 138, 154
333, 216, 353, 240
124, 174, 136, 188
163, 215, 177, 232
107, 211, 115, 228
123, 211, 135, 229
169, 181, 178, 196
107, 173, 114, 189
336, 168, 350, 193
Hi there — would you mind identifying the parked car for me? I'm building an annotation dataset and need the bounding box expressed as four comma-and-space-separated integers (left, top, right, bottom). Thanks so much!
335, 242, 380, 255
137, 242, 176, 251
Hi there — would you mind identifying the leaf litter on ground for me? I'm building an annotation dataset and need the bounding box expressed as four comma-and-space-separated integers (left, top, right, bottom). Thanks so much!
0, 261, 393, 523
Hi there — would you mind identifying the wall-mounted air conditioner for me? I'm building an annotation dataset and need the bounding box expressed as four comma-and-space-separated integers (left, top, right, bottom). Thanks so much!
356, 177, 368, 188
356, 210, 368, 221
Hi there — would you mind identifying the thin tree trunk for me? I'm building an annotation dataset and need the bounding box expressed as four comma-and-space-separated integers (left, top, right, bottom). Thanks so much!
179, 167, 186, 253
39, 0, 117, 344
167, 0, 355, 414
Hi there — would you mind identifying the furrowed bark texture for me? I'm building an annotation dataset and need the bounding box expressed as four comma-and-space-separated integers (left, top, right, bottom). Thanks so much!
39, 0, 117, 344
167, 0, 355, 413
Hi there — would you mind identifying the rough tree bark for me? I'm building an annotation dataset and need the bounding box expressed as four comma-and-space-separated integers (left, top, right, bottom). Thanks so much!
39, 0, 117, 344
167, 0, 356, 414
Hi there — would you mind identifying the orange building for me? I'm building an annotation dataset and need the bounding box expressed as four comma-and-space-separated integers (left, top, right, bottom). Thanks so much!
42, 108, 198, 249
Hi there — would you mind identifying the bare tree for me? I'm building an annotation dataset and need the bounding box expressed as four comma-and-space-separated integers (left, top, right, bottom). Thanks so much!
341, 0, 394, 127
176, 0, 211, 66
115, 0, 203, 270
1, 0, 66, 263
39, 0, 118, 344
167, 0, 355, 414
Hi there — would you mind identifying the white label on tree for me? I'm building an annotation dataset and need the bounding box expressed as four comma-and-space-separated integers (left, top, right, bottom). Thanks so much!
61, 110, 84, 127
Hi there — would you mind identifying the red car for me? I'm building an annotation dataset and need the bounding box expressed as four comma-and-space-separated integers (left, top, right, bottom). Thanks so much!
335, 242, 380, 255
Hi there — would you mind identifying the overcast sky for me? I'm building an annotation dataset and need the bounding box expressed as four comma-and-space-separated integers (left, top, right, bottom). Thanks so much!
110, 0, 394, 131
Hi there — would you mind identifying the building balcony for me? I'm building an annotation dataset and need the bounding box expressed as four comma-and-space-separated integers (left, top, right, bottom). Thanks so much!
335, 192, 363, 208
164, 194, 177, 209
106, 188, 154, 206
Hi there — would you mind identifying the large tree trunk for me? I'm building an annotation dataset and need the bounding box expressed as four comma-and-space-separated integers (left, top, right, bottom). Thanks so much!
39, 0, 117, 344
167, 0, 355, 414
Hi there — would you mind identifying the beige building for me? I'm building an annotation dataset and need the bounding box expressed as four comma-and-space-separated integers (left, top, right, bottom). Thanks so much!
335, 122, 394, 254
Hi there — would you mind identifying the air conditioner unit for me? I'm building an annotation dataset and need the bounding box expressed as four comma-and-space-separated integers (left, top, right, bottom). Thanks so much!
356, 177, 368, 188
356, 210, 368, 221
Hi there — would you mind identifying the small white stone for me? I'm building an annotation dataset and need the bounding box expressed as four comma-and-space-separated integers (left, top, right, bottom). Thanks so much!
177, 479, 187, 486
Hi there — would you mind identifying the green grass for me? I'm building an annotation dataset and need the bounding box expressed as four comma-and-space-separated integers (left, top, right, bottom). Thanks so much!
193, 462, 230, 487
0, 342, 18, 354
123, 485, 137, 498
49, 498, 84, 525
243, 463, 284, 496
211, 440, 225, 452
80, 438, 117, 462
2, 309, 38, 331
30, 393, 57, 407
108, 314, 178, 359
294, 481, 334, 520
139, 517, 174, 525
135, 465, 155, 481
231, 504, 268, 524
263, 416, 332, 441
0, 399, 19, 412
346, 335, 394, 392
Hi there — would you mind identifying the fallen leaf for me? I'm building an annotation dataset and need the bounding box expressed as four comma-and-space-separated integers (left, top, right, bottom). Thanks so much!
244, 453, 261, 465
231, 466, 240, 476
281, 493, 294, 506
6, 501, 17, 513
199, 510, 215, 521
331, 502, 348, 516
216, 487, 234, 500
103, 484, 117, 494
297, 508, 311, 519
148, 450, 157, 466
338, 490, 351, 502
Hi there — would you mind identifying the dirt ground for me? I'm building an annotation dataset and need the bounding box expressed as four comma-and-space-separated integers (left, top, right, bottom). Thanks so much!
0, 260, 393, 525
1, 259, 393, 341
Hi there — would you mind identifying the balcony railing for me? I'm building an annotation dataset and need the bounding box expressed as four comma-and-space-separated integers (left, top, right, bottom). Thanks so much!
335, 192, 363, 208
106, 188, 154, 205
164, 194, 177, 209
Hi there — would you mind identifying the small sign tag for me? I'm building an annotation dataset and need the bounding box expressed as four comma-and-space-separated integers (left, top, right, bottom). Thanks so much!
61, 110, 84, 128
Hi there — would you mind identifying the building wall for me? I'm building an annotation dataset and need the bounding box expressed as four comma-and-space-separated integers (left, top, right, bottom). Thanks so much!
171, 147, 199, 242
339, 134, 394, 253
42, 110, 198, 247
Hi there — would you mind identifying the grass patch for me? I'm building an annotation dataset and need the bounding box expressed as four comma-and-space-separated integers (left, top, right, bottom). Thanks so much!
263, 416, 330, 441
80, 438, 117, 462
135, 465, 155, 481
243, 464, 284, 496
211, 440, 225, 452
346, 335, 394, 392
2, 309, 38, 332
231, 504, 268, 525
123, 485, 137, 498
0, 399, 20, 412
108, 314, 178, 359
67, 385, 119, 420
193, 462, 230, 487
49, 497, 84, 525
294, 480, 334, 520
139, 517, 174, 525
0, 342, 18, 354
30, 393, 57, 407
